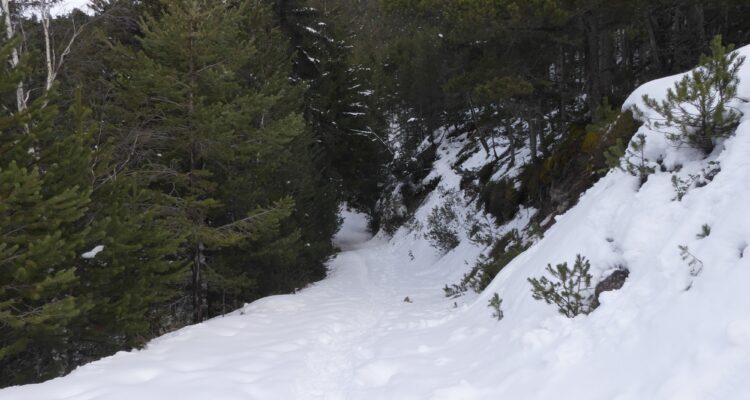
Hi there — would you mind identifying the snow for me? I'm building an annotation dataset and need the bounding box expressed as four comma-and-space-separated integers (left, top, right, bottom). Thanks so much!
5, 47, 750, 400
81, 245, 104, 259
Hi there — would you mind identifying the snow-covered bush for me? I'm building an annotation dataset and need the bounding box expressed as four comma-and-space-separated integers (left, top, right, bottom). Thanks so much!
528, 254, 594, 318
670, 161, 721, 201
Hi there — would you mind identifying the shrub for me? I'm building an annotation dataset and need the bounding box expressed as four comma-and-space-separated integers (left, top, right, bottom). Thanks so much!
696, 224, 711, 239
443, 283, 466, 298
528, 254, 594, 318
488, 293, 503, 321
606, 133, 655, 185
445, 230, 528, 296
671, 174, 698, 201
679, 245, 704, 278
670, 161, 722, 201
425, 191, 461, 252
375, 183, 410, 235
639, 35, 745, 154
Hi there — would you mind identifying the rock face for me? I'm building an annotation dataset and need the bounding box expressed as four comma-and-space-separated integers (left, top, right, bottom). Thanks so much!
591, 268, 630, 310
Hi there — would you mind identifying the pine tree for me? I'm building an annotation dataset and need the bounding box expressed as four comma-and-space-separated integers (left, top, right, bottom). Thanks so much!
640, 35, 745, 154
63, 91, 188, 364
0, 41, 95, 384
276, 0, 389, 213
528, 255, 594, 318
605, 133, 655, 185
105, 0, 333, 322
209, 1, 340, 313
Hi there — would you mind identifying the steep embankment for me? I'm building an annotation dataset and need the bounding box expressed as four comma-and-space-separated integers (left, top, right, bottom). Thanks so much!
4, 48, 750, 400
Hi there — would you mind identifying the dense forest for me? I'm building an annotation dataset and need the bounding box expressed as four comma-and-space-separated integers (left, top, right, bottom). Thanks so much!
1, 0, 749, 388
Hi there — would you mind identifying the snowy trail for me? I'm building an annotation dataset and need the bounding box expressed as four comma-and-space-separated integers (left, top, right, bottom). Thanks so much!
0, 211, 467, 400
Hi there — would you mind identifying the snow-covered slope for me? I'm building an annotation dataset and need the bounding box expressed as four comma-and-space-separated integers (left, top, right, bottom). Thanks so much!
4, 48, 750, 400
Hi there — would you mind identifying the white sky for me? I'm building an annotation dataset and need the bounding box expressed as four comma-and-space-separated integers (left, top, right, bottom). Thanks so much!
51, 0, 91, 16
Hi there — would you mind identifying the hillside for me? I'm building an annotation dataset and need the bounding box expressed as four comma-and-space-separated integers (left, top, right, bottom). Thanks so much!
3, 44, 750, 400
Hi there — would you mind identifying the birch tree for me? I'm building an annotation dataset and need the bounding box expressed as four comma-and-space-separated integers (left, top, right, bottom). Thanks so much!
1, 0, 27, 112
36, 0, 86, 91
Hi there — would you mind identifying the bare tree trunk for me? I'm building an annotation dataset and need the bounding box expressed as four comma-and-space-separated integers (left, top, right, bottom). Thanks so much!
645, 10, 661, 71
39, 0, 86, 93
557, 46, 567, 133
505, 119, 515, 168
192, 242, 207, 323
467, 94, 492, 157
1, 0, 27, 112
528, 113, 538, 163
690, 0, 707, 53
41, 0, 55, 91
538, 114, 548, 158
599, 29, 614, 102
583, 11, 602, 121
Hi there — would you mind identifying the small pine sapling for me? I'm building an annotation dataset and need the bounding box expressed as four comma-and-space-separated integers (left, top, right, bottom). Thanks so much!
467, 213, 496, 247
679, 245, 704, 277
528, 255, 594, 318
448, 230, 529, 296
626, 134, 655, 185
639, 35, 745, 154
488, 293, 504, 321
425, 191, 461, 252
671, 174, 700, 201
603, 138, 626, 171
670, 161, 722, 201
443, 284, 466, 299
696, 224, 711, 239
605, 134, 655, 185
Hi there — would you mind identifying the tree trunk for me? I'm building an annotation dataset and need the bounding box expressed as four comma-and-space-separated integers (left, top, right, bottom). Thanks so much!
192, 242, 207, 323
645, 10, 662, 72
528, 113, 538, 163
505, 119, 515, 168
538, 114, 548, 158
1, 0, 27, 112
557, 46, 567, 133
468, 95, 491, 157
689, 0, 707, 53
583, 11, 602, 121
42, 1, 55, 92
599, 29, 614, 102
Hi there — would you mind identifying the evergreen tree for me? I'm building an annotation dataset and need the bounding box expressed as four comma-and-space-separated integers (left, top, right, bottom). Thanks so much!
0, 40, 95, 384
641, 35, 745, 154
275, 0, 389, 213
105, 0, 336, 322
528, 255, 594, 318
64, 91, 188, 363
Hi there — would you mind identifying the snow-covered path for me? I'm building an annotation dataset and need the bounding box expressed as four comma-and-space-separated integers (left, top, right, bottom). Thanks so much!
0, 211, 476, 400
